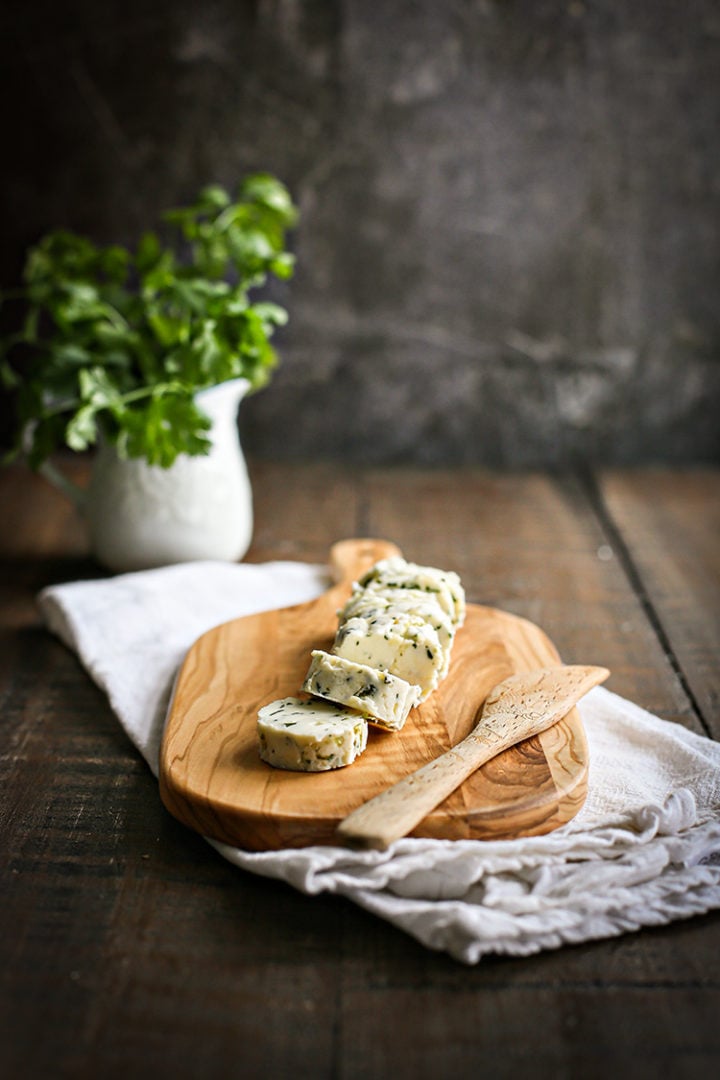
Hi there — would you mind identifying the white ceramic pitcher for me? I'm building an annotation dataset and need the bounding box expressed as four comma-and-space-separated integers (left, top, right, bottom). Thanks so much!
41, 378, 253, 572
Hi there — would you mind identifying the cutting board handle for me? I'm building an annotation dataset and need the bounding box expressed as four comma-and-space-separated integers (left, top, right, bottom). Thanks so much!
328, 538, 403, 588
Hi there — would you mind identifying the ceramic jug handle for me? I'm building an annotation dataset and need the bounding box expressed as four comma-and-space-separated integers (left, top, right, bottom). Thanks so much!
39, 460, 87, 511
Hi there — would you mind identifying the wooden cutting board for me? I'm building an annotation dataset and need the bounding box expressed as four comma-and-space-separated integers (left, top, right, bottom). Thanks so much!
159, 539, 590, 850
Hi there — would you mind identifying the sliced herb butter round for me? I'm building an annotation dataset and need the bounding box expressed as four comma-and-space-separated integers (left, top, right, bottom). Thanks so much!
340, 587, 455, 672
357, 556, 466, 626
257, 696, 368, 772
333, 610, 445, 701
303, 650, 421, 731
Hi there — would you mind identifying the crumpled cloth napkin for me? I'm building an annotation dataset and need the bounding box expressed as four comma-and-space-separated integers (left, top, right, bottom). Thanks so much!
39, 560, 720, 964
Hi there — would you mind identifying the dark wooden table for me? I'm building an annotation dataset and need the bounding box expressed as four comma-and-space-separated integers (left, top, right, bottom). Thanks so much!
2, 460, 719, 1078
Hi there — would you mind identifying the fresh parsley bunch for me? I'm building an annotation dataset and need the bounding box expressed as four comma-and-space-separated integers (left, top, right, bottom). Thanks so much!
0, 174, 298, 468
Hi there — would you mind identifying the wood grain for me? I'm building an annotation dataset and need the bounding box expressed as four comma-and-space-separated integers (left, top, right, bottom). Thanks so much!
599, 468, 720, 738
361, 468, 702, 727
337, 665, 608, 850
3, 461, 719, 1080
160, 540, 592, 850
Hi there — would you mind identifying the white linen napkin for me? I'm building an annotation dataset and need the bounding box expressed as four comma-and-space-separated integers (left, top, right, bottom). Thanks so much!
39, 560, 720, 964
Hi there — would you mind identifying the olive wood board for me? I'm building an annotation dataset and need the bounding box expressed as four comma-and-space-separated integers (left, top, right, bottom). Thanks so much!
159, 539, 591, 851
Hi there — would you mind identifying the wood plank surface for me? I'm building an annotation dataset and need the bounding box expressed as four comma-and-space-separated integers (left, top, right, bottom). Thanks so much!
1, 459, 718, 1080
360, 468, 700, 726
599, 468, 720, 738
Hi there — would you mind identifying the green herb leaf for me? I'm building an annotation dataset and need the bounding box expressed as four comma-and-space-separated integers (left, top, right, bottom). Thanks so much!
65, 404, 99, 451
239, 173, 298, 226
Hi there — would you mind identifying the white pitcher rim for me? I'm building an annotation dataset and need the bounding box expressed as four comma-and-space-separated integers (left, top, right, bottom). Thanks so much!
195, 377, 250, 403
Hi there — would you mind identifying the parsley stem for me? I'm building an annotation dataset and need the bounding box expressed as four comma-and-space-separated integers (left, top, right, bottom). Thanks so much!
102, 304, 131, 331
43, 381, 185, 419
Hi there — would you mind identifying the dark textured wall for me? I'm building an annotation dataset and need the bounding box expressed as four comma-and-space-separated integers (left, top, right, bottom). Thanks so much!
2, 0, 719, 464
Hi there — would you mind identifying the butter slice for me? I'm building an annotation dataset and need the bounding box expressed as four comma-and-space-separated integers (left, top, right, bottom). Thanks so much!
358, 556, 466, 627
303, 650, 420, 732
257, 696, 368, 772
333, 610, 445, 701
340, 588, 455, 675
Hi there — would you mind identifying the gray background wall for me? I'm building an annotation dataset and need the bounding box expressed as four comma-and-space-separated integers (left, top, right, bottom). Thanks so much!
2, 0, 719, 465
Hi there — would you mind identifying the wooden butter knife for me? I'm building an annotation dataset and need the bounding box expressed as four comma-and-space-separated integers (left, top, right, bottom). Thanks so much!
336, 664, 609, 850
